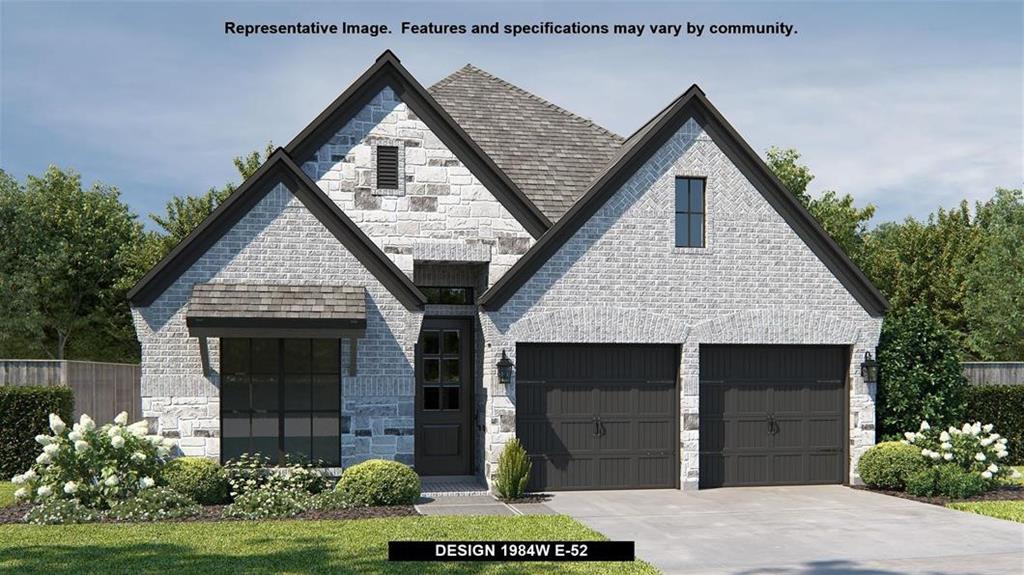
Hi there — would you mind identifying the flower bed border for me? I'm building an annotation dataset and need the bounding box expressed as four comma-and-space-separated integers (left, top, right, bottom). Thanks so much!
852, 484, 1024, 506
0, 502, 418, 525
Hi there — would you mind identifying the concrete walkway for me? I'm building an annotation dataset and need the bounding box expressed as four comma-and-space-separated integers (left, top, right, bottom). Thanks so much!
544, 485, 1024, 575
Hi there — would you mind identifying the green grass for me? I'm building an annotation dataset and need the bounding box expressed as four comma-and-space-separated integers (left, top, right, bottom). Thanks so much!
947, 500, 1024, 523
0, 483, 15, 508
0, 515, 659, 575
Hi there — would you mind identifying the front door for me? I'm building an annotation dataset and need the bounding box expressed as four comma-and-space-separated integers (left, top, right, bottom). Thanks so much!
415, 318, 473, 475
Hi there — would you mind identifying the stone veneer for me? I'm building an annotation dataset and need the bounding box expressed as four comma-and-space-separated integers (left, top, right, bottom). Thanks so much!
302, 86, 534, 283
481, 118, 882, 490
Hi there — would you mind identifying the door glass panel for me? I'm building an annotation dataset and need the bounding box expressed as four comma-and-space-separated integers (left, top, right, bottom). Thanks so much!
442, 359, 460, 383
283, 374, 311, 411
284, 339, 311, 373
251, 375, 279, 411
251, 339, 279, 374
443, 331, 459, 355
424, 359, 440, 383
444, 387, 460, 410
424, 386, 440, 410
423, 331, 440, 355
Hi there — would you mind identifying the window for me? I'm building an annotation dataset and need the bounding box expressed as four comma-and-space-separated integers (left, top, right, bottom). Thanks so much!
420, 286, 474, 305
376, 145, 400, 189
675, 177, 705, 247
220, 338, 340, 466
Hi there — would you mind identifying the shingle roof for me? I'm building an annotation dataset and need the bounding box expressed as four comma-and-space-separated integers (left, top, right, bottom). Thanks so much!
429, 65, 624, 221
187, 283, 365, 320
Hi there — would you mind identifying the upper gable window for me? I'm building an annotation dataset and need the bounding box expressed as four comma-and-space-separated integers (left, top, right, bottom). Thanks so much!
376, 145, 400, 190
675, 177, 705, 248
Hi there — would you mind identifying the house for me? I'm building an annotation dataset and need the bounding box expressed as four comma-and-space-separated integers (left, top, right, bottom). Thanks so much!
128, 50, 887, 491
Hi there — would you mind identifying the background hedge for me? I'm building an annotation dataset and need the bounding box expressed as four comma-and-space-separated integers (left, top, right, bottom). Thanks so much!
0, 386, 74, 477
966, 385, 1024, 465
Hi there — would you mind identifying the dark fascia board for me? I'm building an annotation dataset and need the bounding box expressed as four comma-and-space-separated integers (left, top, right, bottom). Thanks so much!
480, 86, 889, 317
127, 149, 427, 311
186, 316, 366, 332
285, 50, 551, 238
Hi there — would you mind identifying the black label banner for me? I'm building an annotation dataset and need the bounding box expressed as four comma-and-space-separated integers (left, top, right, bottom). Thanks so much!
389, 541, 635, 562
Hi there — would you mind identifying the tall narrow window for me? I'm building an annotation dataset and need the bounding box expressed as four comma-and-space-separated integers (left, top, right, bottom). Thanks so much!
675, 177, 705, 247
376, 145, 400, 189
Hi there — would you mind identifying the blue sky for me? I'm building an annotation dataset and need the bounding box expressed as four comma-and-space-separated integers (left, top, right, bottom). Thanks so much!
2, 1, 1021, 230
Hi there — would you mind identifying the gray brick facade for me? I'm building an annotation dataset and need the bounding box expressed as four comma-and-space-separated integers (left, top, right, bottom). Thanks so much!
480, 119, 882, 490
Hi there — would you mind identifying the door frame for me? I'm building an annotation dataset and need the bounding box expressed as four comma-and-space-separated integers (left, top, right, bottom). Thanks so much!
414, 316, 475, 475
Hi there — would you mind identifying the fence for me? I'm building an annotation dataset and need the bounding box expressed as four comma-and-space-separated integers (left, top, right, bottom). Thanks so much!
962, 362, 1024, 386
0, 360, 141, 422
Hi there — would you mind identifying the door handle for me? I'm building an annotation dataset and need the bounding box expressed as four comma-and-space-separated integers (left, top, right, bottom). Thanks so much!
598, 416, 605, 437
593, 416, 601, 437
767, 414, 780, 436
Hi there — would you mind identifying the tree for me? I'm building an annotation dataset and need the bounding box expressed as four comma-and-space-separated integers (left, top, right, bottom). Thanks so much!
964, 188, 1024, 360
765, 147, 875, 264
876, 305, 968, 439
0, 167, 143, 360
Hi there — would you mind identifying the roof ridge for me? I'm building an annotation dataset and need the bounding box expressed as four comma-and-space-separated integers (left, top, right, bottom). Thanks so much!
456, 64, 624, 142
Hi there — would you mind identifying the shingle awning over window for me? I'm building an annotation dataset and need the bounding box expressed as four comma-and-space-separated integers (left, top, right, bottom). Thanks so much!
186, 283, 366, 338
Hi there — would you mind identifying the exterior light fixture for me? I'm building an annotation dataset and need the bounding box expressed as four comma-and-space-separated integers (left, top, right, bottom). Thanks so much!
496, 350, 514, 386
860, 351, 878, 384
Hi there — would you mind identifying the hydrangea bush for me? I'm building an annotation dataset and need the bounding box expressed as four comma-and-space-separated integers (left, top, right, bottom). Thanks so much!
223, 453, 327, 499
902, 420, 1018, 485
10, 411, 174, 509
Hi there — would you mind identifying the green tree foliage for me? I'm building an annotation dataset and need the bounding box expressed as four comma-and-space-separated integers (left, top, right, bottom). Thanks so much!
876, 305, 968, 439
964, 188, 1024, 360
0, 167, 144, 360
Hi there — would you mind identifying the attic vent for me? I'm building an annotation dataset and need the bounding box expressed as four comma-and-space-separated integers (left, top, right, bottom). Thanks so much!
376, 145, 400, 189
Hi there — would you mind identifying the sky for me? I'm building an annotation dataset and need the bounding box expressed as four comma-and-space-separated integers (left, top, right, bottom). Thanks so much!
1, 1, 1021, 230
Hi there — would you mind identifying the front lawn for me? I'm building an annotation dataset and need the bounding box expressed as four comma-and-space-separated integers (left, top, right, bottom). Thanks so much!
947, 500, 1024, 523
0, 515, 659, 575
0, 483, 14, 508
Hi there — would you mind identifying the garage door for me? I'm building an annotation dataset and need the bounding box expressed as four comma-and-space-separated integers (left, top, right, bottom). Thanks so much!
516, 344, 678, 491
699, 345, 847, 488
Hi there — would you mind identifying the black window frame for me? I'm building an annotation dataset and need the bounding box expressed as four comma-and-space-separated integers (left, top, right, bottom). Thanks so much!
219, 338, 341, 467
675, 176, 706, 248
376, 145, 400, 190
420, 286, 474, 305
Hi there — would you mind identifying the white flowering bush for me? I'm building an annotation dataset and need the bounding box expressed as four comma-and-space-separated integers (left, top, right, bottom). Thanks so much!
223, 486, 311, 520
224, 453, 328, 499
902, 420, 1018, 486
23, 497, 103, 525
108, 487, 200, 522
10, 411, 173, 509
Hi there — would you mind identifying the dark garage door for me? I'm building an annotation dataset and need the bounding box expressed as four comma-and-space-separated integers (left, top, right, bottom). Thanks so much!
516, 344, 678, 491
699, 345, 847, 488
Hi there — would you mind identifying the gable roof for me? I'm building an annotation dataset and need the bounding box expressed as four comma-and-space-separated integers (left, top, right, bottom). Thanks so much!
429, 65, 624, 221
286, 50, 550, 238
126, 149, 427, 310
478, 85, 890, 317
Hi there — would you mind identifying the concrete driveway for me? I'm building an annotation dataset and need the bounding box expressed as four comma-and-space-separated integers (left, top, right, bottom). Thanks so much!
544, 486, 1024, 575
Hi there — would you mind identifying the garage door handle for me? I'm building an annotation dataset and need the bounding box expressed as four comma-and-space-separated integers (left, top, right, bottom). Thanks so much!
767, 414, 780, 436
593, 416, 601, 437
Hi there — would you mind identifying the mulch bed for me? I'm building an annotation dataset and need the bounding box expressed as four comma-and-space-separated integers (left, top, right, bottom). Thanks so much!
0, 503, 418, 525
852, 484, 1024, 506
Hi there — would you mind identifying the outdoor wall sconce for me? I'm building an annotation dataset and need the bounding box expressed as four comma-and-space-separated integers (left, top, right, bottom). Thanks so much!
860, 351, 878, 384
496, 350, 514, 386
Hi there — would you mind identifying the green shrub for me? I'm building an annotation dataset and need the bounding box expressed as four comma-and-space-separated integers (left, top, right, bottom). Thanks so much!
224, 453, 327, 499
163, 457, 228, 504
966, 386, 1024, 465
108, 487, 200, 522
876, 306, 968, 439
223, 486, 310, 520
0, 386, 73, 478
335, 459, 420, 506
494, 438, 532, 499
858, 441, 926, 490
23, 498, 101, 525
308, 489, 355, 512
906, 464, 988, 499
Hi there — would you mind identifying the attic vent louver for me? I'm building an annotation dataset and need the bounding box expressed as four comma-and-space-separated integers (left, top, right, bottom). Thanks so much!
376, 145, 400, 189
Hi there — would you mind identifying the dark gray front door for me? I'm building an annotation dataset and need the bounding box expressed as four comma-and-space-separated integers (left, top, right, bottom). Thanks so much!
516, 344, 678, 491
699, 345, 847, 488
415, 318, 473, 475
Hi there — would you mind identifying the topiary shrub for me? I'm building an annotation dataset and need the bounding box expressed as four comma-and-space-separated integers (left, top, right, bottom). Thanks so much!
108, 486, 200, 522
857, 441, 926, 490
876, 305, 967, 439
335, 459, 420, 506
0, 386, 73, 478
494, 438, 532, 499
163, 457, 229, 505
966, 386, 1024, 465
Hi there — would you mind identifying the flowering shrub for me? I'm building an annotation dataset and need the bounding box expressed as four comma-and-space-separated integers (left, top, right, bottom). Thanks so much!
224, 453, 327, 499
10, 411, 173, 509
308, 489, 356, 512
23, 498, 102, 525
223, 486, 311, 520
902, 420, 1014, 484
108, 487, 200, 522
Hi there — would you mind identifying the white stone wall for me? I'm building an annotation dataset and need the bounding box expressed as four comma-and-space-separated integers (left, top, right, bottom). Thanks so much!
301, 86, 535, 282
481, 118, 883, 490
131, 183, 423, 465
